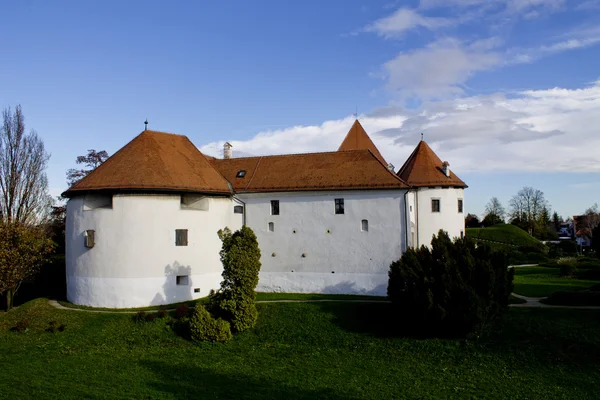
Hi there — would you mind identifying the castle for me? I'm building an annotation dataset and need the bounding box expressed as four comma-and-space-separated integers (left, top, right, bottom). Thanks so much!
64, 120, 466, 308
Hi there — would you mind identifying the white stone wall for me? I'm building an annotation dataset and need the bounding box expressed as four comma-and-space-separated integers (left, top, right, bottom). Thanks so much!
239, 190, 408, 296
413, 187, 465, 248
66, 193, 243, 308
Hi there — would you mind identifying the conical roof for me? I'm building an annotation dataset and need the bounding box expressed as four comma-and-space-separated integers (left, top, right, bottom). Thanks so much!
397, 141, 467, 188
63, 130, 232, 196
338, 120, 387, 164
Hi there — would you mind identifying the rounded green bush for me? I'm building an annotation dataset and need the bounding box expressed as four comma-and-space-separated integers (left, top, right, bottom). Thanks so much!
190, 305, 232, 343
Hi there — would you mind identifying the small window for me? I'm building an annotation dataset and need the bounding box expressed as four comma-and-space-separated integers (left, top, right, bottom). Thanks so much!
84, 230, 95, 248
234, 205, 244, 214
271, 200, 279, 215
361, 219, 368, 232
236, 170, 246, 178
268, 222, 274, 232
335, 198, 344, 214
175, 229, 188, 246
410, 205, 413, 212
458, 199, 463, 213
431, 199, 440, 213
176, 275, 189, 286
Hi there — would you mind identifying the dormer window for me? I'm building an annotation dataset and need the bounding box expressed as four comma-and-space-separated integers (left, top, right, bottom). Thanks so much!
236, 170, 246, 178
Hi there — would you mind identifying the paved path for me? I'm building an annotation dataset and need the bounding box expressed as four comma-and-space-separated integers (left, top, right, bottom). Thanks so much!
509, 264, 539, 268
509, 293, 600, 309
49, 295, 600, 313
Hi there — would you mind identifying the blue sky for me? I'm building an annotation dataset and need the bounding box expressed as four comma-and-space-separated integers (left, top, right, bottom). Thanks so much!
1, 0, 600, 219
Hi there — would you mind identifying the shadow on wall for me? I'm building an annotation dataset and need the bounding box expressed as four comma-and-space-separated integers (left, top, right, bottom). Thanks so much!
141, 360, 358, 400
151, 262, 193, 306
322, 281, 387, 297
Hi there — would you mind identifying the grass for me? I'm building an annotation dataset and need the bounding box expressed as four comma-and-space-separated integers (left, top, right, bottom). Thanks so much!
467, 224, 543, 248
56, 293, 389, 312
56, 299, 203, 312
255, 292, 388, 301
513, 266, 600, 297
2, 297, 600, 399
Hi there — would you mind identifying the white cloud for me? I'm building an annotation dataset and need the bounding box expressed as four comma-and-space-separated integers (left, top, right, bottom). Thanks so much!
199, 81, 600, 174
365, 8, 452, 38
506, 0, 565, 12
509, 36, 600, 64
380, 38, 501, 100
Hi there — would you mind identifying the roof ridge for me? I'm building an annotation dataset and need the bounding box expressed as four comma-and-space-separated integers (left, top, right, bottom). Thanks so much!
142, 129, 188, 138
213, 148, 374, 161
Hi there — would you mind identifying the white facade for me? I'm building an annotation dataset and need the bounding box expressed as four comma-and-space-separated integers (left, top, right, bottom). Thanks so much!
408, 187, 465, 248
66, 193, 243, 308
239, 190, 409, 296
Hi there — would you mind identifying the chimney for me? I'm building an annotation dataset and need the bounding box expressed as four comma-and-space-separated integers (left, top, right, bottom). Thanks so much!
223, 142, 232, 159
387, 163, 395, 172
442, 161, 450, 177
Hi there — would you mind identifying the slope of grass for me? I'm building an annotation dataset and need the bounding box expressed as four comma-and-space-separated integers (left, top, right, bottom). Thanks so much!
466, 224, 543, 248
1, 298, 600, 399
513, 266, 600, 297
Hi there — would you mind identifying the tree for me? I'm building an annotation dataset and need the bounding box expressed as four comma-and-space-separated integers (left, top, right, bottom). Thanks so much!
0, 106, 52, 224
0, 223, 54, 310
207, 226, 262, 333
465, 213, 480, 228
482, 213, 502, 227
581, 203, 600, 243
552, 211, 563, 232
484, 197, 505, 223
387, 230, 513, 338
66, 149, 109, 186
508, 187, 549, 236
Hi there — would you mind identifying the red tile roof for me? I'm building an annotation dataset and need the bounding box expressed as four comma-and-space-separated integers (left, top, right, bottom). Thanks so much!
338, 120, 387, 165
63, 130, 232, 196
211, 149, 409, 193
397, 140, 467, 188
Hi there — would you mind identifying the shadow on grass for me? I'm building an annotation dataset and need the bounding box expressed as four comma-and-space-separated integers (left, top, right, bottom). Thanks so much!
312, 301, 471, 339
141, 360, 357, 400
311, 302, 600, 367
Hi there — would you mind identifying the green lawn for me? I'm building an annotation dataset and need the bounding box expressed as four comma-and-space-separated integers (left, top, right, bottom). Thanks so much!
467, 224, 543, 247
513, 266, 600, 297
1, 298, 600, 399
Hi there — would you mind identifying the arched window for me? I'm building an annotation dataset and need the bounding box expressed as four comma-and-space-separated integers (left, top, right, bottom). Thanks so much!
268, 222, 274, 232
361, 219, 368, 232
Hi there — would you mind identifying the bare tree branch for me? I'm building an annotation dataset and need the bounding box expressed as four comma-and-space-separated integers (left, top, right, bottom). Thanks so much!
0, 105, 52, 225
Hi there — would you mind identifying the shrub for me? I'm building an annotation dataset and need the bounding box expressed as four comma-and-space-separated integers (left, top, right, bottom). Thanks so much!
157, 309, 169, 319
190, 305, 232, 342
145, 313, 157, 322
46, 320, 57, 333
175, 304, 190, 319
517, 245, 546, 255
207, 226, 261, 333
388, 230, 513, 338
11, 319, 30, 332
577, 257, 600, 269
133, 311, 147, 323
559, 240, 579, 256
557, 257, 577, 277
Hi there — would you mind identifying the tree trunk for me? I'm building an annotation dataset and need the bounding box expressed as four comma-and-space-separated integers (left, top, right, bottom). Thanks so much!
5, 289, 13, 311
